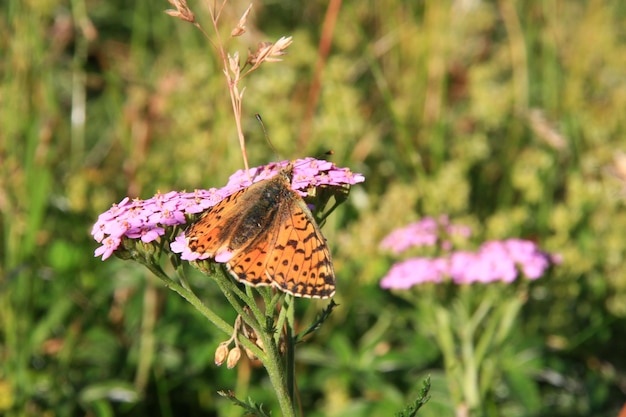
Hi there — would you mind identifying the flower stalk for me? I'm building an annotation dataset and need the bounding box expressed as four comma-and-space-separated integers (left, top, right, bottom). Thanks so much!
92, 1, 365, 414
380, 215, 559, 416
92, 159, 364, 415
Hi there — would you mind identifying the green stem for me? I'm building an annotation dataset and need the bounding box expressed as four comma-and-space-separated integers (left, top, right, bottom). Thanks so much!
258, 315, 295, 417
144, 261, 232, 336
274, 296, 289, 345
434, 305, 462, 406
143, 256, 295, 416
198, 269, 294, 415
284, 297, 296, 408
458, 288, 485, 413
460, 312, 480, 411
201, 267, 268, 362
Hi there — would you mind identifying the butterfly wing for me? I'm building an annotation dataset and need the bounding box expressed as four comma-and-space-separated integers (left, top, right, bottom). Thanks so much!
187, 175, 289, 287
266, 194, 336, 298
186, 175, 282, 256
186, 189, 246, 257
187, 168, 336, 299
226, 224, 276, 287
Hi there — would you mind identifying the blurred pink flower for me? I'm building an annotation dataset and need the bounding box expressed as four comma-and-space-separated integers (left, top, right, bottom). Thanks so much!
92, 159, 364, 260
380, 217, 558, 289
380, 215, 472, 254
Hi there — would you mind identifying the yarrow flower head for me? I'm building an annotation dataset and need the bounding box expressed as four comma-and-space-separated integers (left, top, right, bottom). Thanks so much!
92, 159, 364, 261
380, 217, 560, 290
91, 189, 219, 260
380, 257, 449, 289
380, 215, 472, 254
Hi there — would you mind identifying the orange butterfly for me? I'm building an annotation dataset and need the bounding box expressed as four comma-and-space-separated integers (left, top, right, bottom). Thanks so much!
185, 164, 336, 299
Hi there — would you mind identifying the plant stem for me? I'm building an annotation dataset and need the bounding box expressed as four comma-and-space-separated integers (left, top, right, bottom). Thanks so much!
259, 319, 295, 417
145, 261, 233, 336
284, 297, 296, 407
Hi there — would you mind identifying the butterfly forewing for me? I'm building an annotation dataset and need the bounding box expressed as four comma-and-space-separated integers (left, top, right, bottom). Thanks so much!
186, 189, 246, 255
185, 167, 336, 299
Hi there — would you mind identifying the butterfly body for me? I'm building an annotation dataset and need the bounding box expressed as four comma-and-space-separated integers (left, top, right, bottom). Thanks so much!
186, 168, 336, 298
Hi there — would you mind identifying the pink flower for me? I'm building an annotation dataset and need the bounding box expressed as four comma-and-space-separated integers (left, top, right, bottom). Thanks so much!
92, 159, 364, 260
94, 236, 121, 261
380, 257, 447, 289
380, 218, 558, 290
380, 217, 440, 254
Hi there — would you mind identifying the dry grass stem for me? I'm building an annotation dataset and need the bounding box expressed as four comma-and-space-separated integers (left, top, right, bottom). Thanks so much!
527, 109, 567, 151
165, 1, 293, 171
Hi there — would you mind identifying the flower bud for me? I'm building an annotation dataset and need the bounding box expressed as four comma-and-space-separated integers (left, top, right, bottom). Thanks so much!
226, 347, 242, 369
214, 342, 229, 366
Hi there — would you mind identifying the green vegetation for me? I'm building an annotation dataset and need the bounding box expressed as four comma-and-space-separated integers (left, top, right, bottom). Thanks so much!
2, 0, 626, 416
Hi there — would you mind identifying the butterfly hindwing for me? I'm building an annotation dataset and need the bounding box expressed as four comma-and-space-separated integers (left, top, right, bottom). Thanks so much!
268, 198, 335, 298
227, 224, 275, 287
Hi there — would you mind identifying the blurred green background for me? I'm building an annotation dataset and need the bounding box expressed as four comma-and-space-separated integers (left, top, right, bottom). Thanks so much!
2, 0, 626, 416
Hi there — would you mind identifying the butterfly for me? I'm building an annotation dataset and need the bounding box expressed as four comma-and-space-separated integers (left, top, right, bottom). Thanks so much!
185, 164, 336, 299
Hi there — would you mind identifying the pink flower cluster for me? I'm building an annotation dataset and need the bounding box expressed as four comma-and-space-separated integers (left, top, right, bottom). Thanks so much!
380, 215, 472, 254
380, 218, 559, 289
91, 159, 365, 260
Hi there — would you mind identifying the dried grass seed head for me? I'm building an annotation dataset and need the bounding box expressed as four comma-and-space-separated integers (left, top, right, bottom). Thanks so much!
231, 4, 253, 37
247, 36, 293, 65
165, 0, 195, 23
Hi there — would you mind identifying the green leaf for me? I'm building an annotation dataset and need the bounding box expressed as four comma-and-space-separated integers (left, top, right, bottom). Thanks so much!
395, 376, 431, 417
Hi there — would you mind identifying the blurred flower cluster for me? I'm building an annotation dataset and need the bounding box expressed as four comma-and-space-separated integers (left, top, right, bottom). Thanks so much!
379, 216, 561, 415
380, 216, 560, 289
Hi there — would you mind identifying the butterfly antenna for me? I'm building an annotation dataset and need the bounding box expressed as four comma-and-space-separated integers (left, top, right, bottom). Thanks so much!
255, 114, 281, 160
